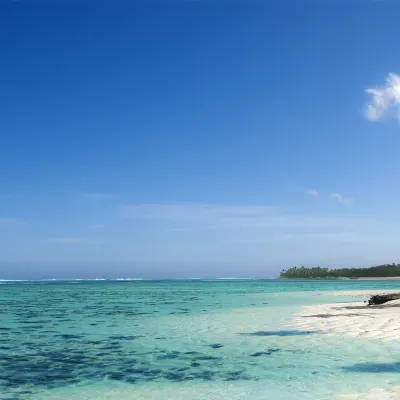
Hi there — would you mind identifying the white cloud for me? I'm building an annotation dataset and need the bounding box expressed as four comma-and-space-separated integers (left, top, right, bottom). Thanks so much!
306, 188, 319, 196
120, 203, 360, 230
363, 73, 400, 121
45, 237, 90, 244
0, 193, 14, 200
235, 232, 367, 244
170, 227, 192, 232
120, 204, 275, 221
331, 193, 355, 206
79, 193, 116, 201
88, 224, 106, 229
0, 218, 26, 226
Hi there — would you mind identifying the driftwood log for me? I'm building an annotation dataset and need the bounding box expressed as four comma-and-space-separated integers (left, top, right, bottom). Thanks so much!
368, 293, 400, 305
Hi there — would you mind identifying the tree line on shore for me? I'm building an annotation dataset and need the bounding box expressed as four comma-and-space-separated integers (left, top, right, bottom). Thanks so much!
280, 264, 400, 279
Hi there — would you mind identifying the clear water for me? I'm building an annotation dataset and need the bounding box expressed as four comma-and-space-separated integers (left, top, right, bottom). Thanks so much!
2, 279, 400, 399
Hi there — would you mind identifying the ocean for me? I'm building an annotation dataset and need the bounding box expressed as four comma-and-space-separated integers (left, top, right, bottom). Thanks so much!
2, 279, 400, 399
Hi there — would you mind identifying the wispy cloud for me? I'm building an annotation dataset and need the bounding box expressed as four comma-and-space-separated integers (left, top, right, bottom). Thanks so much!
0, 218, 26, 226
331, 193, 355, 206
88, 224, 105, 229
363, 73, 400, 122
170, 227, 192, 232
79, 193, 117, 201
306, 188, 319, 196
45, 237, 91, 244
235, 232, 366, 244
120, 203, 359, 230
0, 193, 14, 200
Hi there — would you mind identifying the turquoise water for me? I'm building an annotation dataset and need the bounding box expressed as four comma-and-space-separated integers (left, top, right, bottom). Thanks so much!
2, 279, 400, 399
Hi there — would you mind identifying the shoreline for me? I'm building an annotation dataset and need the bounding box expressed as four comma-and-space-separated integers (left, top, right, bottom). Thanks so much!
280, 277, 400, 280
340, 387, 400, 400
355, 276, 400, 280
291, 289, 400, 399
292, 289, 400, 340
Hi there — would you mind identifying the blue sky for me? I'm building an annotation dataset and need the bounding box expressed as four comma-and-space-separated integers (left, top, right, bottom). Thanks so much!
1, 0, 400, 279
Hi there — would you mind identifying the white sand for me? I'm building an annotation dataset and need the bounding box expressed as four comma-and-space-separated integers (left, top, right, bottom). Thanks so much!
292, 290, 400, 341
291, 290, 400, 399
329, 289, 400, 298
340, 387, 400, 400
356, 277, 400, 280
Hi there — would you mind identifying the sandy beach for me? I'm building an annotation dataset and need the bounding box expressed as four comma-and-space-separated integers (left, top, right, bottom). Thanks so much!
291, 290, 400, 399
340, 387, 400, 400
329, 289, 400, 298
356, 277, 400, 280
292, 290, 400, 340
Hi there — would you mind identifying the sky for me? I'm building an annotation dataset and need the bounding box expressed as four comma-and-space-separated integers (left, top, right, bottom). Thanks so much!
1, 0, 400, 279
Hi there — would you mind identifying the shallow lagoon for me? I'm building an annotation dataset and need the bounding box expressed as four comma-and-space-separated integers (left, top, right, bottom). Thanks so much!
2, 279, 400, 399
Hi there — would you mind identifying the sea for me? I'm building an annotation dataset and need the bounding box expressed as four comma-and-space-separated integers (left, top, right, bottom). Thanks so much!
2, 279, 400, 400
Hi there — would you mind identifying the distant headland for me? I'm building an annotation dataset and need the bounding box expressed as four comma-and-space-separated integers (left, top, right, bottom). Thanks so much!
279, 264, 400, 279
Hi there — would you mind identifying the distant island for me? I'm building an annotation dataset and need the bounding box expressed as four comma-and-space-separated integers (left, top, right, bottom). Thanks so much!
280, 264, 400, 279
